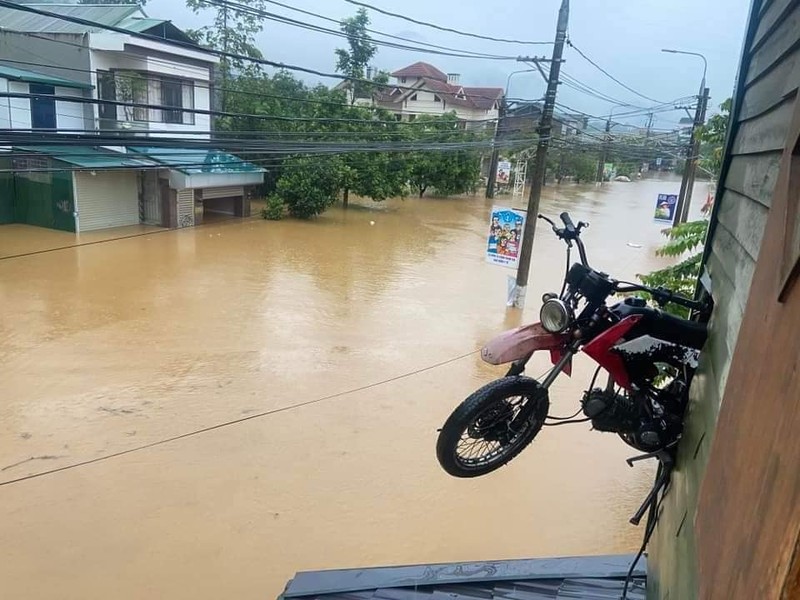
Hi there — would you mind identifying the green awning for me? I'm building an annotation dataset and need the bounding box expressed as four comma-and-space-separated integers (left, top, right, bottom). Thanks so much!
14, 146, 155, 169
127, 147, 264, 175
0, 65, 93, 90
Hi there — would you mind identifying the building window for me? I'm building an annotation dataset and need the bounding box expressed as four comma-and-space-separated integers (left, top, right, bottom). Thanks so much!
434, 95, 441, 102
400, 77, 407, 83
394, 114, 402, 121
29, 84, 56, 130
114, 71, 148, 122
97, 71, 116, 121
161, 78, 184, 124
410, 93, 417, 101
408, 114, 416, 122
104, 71, 195, 125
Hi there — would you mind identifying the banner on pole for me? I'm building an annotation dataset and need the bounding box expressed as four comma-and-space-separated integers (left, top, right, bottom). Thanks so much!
486, 206, 525, 268
496, 160, 512, 185
654, 193, 678, 222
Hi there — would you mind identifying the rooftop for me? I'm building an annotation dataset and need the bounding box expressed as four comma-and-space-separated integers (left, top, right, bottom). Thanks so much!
0, 64, 92, 89
281, 555, 645, 600
392, 62, 449, 82
0, 3, 142, 34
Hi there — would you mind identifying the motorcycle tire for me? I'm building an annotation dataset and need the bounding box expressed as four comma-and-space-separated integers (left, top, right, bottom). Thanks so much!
436, 376, 549, 478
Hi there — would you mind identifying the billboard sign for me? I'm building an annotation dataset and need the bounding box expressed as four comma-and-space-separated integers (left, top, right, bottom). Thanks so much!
654, 193, 678, 222
487, 206, 526, 268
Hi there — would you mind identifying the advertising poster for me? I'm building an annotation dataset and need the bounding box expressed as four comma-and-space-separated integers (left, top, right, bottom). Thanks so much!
496, 160, 512, 185
654, 193, 678, 222
486, 206, 525, 268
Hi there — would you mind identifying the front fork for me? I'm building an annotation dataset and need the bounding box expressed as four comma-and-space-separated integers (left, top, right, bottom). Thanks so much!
507, 347, 577, 426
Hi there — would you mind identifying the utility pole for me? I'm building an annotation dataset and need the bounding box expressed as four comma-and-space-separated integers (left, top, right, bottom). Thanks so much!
510, 0, 569, 308
596, 117, 611, 184
673, 86, 710, 225
485, 99, 505, 199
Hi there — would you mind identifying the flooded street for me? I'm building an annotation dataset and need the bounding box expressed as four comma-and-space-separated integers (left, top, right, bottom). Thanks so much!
1, 177, 706, 599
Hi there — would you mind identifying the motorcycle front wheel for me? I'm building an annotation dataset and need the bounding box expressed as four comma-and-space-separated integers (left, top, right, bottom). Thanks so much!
436, 376, 549, 478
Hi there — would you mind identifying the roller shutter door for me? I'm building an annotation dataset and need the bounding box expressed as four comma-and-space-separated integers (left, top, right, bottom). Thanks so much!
75, 170, 139, 232
202, 186, 243, 200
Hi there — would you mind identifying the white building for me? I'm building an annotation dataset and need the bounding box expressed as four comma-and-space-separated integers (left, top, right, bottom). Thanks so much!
0, 3, 263, 233
374, 62, 503, 127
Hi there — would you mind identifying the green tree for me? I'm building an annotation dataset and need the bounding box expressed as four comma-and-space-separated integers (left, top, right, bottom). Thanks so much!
185, 0, 269, 111
697, 98, 732, 181
638, 101, 732, 314
335, 8, 378, 104
639, 220, 709, 318
408, 115, 482, 197
276, 156, 344, 219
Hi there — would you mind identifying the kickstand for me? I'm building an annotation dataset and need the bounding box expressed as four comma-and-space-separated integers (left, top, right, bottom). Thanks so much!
626, 447, 675, 526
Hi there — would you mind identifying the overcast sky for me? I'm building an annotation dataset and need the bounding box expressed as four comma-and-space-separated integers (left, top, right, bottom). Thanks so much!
147, 0, 752, 129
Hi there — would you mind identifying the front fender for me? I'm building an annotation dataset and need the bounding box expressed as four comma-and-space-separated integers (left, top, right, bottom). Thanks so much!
481, 322, 569, 365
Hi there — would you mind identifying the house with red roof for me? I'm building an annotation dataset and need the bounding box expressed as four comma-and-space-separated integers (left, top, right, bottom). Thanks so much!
372, 61, 503, 128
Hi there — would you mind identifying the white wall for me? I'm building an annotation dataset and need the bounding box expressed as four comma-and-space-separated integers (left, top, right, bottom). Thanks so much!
55, 86, 87, 130
7, 82, 88, 130
0, 78, 10, 129
8, 81, 31, 129
89, 49, 212, 140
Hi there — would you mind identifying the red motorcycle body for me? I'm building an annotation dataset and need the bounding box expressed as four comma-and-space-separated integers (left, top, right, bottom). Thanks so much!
481, 315, 644, 388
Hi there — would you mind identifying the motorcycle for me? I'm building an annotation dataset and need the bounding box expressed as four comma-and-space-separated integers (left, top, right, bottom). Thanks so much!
436, 211, 709, 483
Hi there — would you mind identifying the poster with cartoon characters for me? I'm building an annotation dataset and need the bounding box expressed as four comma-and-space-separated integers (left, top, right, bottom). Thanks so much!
486, 206, 526, 268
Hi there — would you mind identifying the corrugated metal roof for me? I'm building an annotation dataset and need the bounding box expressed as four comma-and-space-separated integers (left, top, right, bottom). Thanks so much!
15, 146, 154, 169
127, 147, 265, 175
282, 556, 646, 600
116, 16, 167, 33
0, 64, 92, 89
0, 4, 141, 34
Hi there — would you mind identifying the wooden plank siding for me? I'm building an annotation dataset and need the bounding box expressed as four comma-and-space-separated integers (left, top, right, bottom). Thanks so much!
647, 0, 800, 597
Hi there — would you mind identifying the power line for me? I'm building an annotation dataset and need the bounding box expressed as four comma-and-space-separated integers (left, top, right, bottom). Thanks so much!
201, 0, 520, 60
0, 1, 509, 105
259, 0, 517, 58
345, 0, 553, 46
0, 349, 479, 487
566, 40, 668, 104
0, 90, 502, 128
1, 54, 526, 123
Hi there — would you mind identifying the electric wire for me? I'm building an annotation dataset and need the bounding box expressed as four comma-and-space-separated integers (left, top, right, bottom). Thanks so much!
344, 0, 553, 46
199, 0, 520, 60
0, 1, 511, 105
0, 349, 480, 487
566, 39, 669, 104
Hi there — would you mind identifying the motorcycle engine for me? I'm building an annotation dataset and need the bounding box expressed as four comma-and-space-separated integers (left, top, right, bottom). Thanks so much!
582, 388, 684, 450
582, 389, 639, 433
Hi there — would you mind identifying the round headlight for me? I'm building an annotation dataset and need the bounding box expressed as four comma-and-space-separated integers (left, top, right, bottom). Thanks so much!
540, 299, 570, 333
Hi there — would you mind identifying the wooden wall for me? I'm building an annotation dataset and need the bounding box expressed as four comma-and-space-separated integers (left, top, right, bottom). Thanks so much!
647, 0, 800, 597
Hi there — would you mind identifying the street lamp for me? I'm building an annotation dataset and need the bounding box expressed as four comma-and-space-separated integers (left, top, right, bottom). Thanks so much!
486, 69, 537, 199
662, 49, 707, 89
662, 49, 709, 224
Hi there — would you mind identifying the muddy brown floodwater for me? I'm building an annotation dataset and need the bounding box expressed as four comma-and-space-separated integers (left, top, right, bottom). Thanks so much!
0, 177, 710, 599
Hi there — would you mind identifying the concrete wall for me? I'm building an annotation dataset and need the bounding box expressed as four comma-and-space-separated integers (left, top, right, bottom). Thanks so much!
647, 0, 798, 597
0, 32, 94, 127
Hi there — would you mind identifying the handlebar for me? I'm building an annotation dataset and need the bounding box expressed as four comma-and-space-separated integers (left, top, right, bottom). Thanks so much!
560, 212, 577, 235
539, 211, 589, 266
616, 283, 705, 312
540, 210, 705, 313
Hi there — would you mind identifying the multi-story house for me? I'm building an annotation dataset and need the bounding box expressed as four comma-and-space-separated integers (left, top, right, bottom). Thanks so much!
371, 62, 503, 127
0, 3, 263, 233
